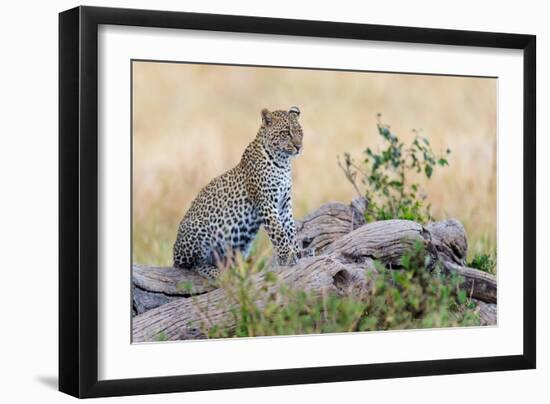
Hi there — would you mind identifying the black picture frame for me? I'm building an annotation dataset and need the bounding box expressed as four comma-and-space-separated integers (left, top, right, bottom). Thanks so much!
59, 5, 536, 398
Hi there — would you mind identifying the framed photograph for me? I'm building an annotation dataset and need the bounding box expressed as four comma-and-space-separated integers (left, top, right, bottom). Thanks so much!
59, 6, 536, 398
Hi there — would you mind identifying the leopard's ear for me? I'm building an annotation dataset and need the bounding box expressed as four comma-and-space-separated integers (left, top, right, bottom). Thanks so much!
289, 106, 300, 119
261, 108, 273, 126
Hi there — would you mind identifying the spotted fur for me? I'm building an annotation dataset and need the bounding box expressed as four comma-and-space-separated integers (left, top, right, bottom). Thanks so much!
173, 106, 304, 279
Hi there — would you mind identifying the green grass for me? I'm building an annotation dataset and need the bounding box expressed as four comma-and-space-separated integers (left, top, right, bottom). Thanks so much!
467, 253, 497, 274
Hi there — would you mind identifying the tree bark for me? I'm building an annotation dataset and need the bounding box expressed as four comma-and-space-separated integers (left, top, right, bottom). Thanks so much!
132, 264, 215, 315
443, 262, 497, 304
132, 199, 497, 342
472, 299, 497, 326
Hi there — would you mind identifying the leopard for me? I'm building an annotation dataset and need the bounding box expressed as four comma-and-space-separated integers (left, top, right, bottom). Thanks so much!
173, 106, 304, 279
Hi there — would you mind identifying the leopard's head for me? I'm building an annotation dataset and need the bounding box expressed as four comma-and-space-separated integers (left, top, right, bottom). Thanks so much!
259, 106, 303, 157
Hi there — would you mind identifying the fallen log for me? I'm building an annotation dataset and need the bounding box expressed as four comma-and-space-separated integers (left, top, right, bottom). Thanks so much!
132, 255, 373, 342
296, 197, 367, 253
132, 198, 368, 315
132, 200, 497, 342
444, 262, 497, 304
472, 299, 497, 326
132, 264, 215, 315
426, 219, 467, 266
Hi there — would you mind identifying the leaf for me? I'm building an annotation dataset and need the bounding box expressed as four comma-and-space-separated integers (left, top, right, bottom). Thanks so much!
177, 281, 194, 293
424, 164, 433, 178
379, 126, 391, 139
457, 290, 467, 305
401, 254, 411, 269
265, 271, 278, 283
438, 158, 448, 166
389, 180, 403, 188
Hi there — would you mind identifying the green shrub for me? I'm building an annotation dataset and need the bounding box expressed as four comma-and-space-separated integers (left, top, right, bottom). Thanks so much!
468, 253, 496, 274
339, 114, 451, 223
202, 242, 480, 339
367, 242, 479, 330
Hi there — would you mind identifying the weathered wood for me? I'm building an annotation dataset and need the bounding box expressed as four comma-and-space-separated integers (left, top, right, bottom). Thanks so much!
323, 219, 439, 268
132, 199, 368, 314
132, 255, 375, 342
132, 264, 216, 315
296, 197, 366, 254
443, 262, 497, 304
132, 205, 496, 342
473, 299, 497, 326
426, 219, 468, 266
133, 264, 215, 295
133, 286, 180, 315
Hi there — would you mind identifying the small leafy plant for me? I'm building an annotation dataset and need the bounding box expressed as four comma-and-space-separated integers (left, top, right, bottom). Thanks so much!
468, 253, 496, 274
339, 114, 451, 223
367, 241, 479, 330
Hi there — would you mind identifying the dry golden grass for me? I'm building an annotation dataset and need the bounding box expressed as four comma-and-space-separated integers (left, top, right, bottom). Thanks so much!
132, 61, 496, 266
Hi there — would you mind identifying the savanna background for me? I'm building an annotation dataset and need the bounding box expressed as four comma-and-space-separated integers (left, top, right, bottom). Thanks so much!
132, 61, 496, 269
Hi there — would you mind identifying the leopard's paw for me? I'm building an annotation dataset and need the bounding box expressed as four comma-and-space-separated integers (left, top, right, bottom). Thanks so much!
278, 251, 298, 266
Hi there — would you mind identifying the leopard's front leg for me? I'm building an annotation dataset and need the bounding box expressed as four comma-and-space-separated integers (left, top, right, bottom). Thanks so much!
258, 197, 297, 266
279, 189, 299, 263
